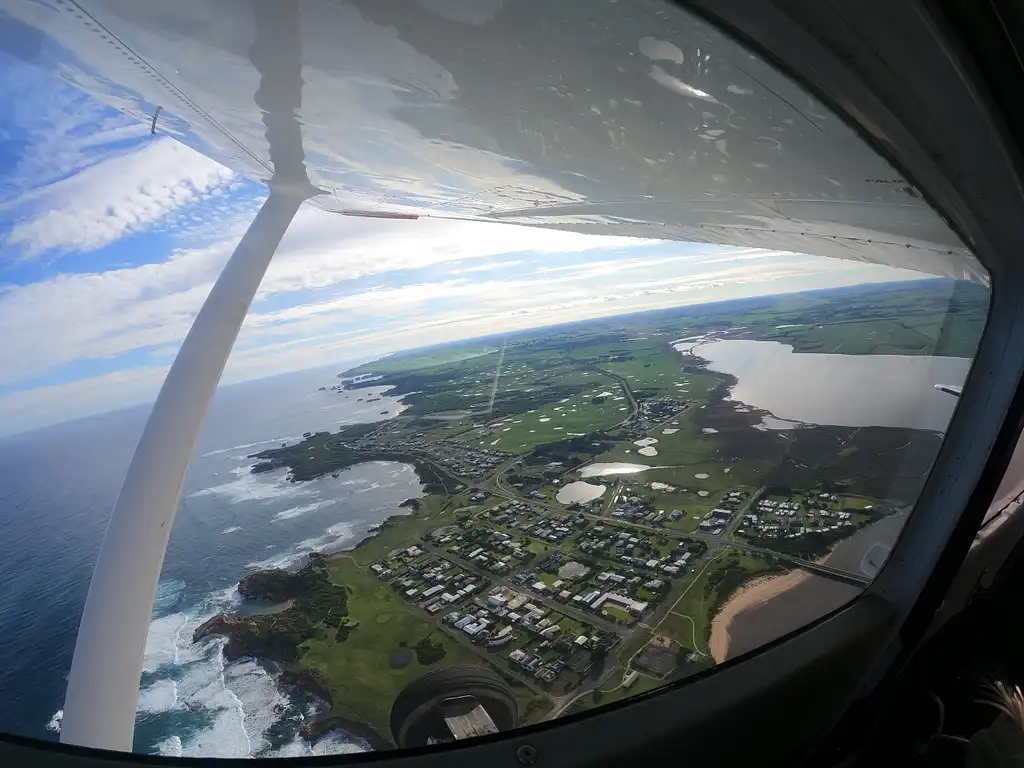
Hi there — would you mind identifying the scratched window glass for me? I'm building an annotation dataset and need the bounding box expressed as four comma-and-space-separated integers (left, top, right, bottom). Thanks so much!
0, 0, 987, 757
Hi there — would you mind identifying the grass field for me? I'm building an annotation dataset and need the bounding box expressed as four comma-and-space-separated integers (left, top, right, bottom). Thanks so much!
243, 278, 990, 743
306, 559, 481, 738
477, 393, 625, 453
655, 549, 784, 653
349, 347, 500, 375
341, 495, 454, 568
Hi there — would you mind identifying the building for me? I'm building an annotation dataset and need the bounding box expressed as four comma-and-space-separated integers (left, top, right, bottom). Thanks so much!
623, 670, 639, 689
509, 649, 528, 664
592, 592, 648, 614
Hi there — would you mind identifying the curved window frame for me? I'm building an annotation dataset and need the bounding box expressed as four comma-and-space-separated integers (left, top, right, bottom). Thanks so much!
3, 0, 1024, 765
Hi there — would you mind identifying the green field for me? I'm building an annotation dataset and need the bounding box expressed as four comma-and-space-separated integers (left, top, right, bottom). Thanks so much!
655, 549, 786, 653
219, 278, 988, 741
301, 559, 481, 738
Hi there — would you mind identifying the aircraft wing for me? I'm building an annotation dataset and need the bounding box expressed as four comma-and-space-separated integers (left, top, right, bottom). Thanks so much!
0, 0, 985, 282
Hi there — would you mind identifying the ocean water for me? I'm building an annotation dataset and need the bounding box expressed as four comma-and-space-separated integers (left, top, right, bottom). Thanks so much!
0, 366, 421, 757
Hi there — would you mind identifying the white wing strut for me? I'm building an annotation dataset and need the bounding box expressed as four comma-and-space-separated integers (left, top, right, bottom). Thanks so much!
60, 188, 308, 751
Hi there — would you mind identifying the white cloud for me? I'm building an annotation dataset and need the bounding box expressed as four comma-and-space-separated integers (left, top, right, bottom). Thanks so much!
449, 259, 526, 274
255, 210, 654, 296
4, 138, 236, 258
0, 208, 652, 388
0, 245, 924, 436
0, 243, 231, 386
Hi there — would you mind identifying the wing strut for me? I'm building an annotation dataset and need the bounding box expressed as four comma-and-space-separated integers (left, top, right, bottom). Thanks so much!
59, 188, 308, 751
60, 0, 319, 747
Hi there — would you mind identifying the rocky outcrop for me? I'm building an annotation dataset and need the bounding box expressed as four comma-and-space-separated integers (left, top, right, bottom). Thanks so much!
238, 569, 299, 601
193, 561, 349, 664
193, 614, 302, 663
280, 669, 333, 706
194, 614, 242, 643
299, 716, 391, 750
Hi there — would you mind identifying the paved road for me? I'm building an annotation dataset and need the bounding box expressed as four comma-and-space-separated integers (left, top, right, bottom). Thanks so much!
547, 659, 619, 719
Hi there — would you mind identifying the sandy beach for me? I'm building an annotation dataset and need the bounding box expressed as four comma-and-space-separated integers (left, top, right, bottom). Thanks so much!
708, 515, 905, 663
709, 569, 810, 662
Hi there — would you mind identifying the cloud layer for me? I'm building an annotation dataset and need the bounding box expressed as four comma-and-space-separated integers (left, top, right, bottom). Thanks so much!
0, 68, 926, 436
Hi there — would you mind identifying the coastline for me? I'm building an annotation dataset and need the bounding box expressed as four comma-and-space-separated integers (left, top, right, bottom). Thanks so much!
709, 515, 904, 663
708, 568, 811, 663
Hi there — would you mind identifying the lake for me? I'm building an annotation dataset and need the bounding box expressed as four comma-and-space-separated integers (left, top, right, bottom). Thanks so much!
688, 340, 972, 432
579, 462, 652, 478
556, 481, 606, 504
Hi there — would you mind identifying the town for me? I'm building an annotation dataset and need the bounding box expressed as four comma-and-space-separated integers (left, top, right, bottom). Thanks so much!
234, 305, 918, 741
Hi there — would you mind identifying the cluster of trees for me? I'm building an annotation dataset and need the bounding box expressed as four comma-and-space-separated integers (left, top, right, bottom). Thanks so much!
225, 562, 352, 662
529, 433, 614, 463
412, 637, 447, 665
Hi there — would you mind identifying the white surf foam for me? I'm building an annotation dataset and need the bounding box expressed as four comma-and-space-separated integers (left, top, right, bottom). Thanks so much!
275, 732, 369, 757
221, 526, 242, 534
273, 500, 336, 522
190, 472, 318, 505
200, 437, 303, 458
244, 522, 358, 570
155, 736, 183, 757
137, 583, 319, 758
138, 679, 179, 714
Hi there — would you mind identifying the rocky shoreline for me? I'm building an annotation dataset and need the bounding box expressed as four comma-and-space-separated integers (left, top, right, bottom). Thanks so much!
279, 670, 392, 750
192, 554, 394, 750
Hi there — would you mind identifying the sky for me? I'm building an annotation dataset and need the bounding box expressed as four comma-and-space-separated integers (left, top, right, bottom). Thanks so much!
0, 54, 925, 438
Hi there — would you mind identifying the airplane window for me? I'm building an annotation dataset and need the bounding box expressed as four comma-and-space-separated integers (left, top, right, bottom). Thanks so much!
0, 0, 990, 759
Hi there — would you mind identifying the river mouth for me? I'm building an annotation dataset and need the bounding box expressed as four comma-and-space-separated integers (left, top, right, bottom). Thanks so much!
687, 339, 971, 432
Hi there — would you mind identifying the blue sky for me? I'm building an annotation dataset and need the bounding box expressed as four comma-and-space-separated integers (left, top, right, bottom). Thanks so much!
0, 53, 923, 437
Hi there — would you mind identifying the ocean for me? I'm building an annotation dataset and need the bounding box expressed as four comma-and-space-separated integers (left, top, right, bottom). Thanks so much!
0, 365, 422, 757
